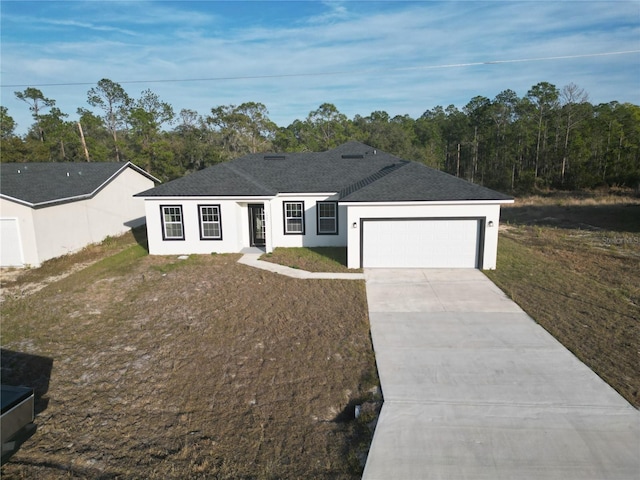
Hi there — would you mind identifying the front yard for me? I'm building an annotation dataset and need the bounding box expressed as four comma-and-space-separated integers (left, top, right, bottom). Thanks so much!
1, 236, 378, 479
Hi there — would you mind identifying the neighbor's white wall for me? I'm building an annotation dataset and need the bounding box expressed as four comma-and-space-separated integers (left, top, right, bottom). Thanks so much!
0, 199, 37, 267
344, 202, 504, 269
28, 167, 154, 266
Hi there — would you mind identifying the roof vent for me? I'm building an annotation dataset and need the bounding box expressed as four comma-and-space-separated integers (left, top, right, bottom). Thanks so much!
341, 154, 364, 159
264, 155, 286, 160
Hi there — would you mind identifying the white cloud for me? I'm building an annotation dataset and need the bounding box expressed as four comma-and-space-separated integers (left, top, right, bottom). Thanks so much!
2, 1, 638, 134
306, 1, 350, 24
44, 19, 139, 36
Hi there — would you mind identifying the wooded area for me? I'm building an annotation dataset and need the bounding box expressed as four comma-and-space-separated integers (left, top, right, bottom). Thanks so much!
1, 79, 638, 192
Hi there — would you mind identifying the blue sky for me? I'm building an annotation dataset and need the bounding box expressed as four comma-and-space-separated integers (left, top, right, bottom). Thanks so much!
1, 1, 639, 135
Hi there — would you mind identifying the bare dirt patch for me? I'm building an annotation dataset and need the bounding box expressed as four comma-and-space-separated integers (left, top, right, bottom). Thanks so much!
1, 229, 145, 305
1, 243, 379, 478
1, 261, 96, 303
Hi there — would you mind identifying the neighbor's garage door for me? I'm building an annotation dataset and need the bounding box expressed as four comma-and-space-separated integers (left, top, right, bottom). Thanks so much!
362, 219, 481, 268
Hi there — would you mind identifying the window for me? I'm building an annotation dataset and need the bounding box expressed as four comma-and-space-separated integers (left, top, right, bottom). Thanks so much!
199, 205, 222, 240
317, 201, 338, 234
283, 201, 305, 234
161, 205, 184, 240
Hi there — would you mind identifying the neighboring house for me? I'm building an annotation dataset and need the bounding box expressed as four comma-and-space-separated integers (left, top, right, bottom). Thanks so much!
136, 142, 513, 269
0, 162, 158, 268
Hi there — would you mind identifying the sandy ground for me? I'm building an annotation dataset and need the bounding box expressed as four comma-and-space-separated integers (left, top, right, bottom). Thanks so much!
1, 251, 379, 479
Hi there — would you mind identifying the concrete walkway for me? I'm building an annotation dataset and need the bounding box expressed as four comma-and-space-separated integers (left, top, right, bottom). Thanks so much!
238, 253, 365, 280
362, 268, 640, 479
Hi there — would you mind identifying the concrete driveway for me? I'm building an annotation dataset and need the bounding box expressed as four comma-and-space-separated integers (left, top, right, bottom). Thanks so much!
362, 269, 640, 479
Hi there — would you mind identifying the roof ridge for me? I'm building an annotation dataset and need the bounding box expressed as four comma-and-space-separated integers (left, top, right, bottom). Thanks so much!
338, 161, 409, 199
0, 162, 155, 207
223, 161, 276, 195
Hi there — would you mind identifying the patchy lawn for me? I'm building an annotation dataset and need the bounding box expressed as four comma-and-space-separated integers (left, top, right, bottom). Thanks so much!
260, 247, 362, 273
1, 238, 379, 479
486, 195, 640, 408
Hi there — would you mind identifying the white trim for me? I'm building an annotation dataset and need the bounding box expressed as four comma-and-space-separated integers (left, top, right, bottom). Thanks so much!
161, 205, 185, 240
140, 196, 511, 207
339, 199, 513, 206
124, 162, 161, 184
143, 195, 273, 202
0, 195, 33, 208
283, 201, 305, 234
277, 192, 338, 198
198, 205, 222, 240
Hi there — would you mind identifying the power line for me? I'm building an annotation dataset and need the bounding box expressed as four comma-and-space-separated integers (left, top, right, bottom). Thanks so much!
2, 50, 639, 89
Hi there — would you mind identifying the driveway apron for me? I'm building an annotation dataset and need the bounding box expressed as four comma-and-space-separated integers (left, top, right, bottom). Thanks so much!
362, 269, 640, 480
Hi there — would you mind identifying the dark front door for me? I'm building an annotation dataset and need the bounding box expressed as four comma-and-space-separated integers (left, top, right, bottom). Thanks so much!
248, 204, 266, 247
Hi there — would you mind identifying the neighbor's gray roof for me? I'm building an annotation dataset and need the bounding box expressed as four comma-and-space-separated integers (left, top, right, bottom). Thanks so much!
1, 162, 158, 208
137, 142, 513, 202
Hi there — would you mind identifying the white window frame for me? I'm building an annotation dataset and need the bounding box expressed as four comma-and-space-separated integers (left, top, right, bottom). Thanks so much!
317, 201, 338, 235
199, 205, 222, 240
161, 205, 184, 240
283, 201, 305, 235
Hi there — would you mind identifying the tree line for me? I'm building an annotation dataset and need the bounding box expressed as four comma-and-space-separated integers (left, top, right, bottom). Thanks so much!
1, 79, 639, 192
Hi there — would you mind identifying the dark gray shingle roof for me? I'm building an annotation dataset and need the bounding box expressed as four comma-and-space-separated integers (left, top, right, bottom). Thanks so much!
1, 162, 157, 207
137, 142, 512, 202
339, 161, 512, 202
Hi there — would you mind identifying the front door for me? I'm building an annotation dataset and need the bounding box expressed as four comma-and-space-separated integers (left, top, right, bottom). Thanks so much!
248, 204, 266, 247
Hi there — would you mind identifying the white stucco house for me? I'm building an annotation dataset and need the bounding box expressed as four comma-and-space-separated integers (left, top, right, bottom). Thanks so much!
0, 162, 158, 268
136, 142, 513, 269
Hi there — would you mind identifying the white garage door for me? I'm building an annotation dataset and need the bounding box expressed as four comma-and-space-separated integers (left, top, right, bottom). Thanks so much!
362, 219, 481, 268
0, 218, 24, 267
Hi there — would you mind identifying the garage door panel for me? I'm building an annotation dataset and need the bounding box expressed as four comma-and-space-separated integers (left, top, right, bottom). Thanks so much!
363, 219, 480, 268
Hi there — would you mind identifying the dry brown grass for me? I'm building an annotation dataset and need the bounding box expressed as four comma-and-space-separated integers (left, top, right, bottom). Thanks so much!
1, 239, 379, 479
487, 195, 640, 407
513, 192, 639, 207
260, 247, 362, 273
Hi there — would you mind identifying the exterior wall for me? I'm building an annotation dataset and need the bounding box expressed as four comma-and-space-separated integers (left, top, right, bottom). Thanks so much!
0, 199, 37, 267
344, 202, 505, 269
144, 195, 509, 269
31, 167, 153, 265
144, 193, 348, 256
0, 167, 155, 268
145, 198, 251, 256
269, 193, 347, 249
